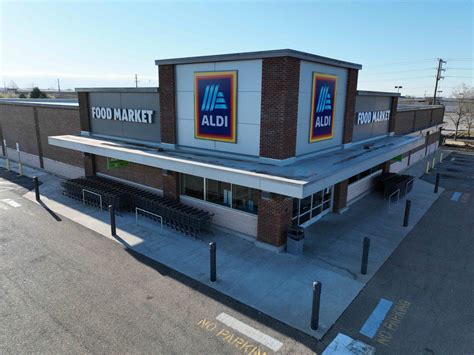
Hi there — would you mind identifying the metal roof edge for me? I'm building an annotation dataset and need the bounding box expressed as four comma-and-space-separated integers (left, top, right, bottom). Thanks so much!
357, 90, 401, 97
154, 49, 362, 70
75, 87, 159, 93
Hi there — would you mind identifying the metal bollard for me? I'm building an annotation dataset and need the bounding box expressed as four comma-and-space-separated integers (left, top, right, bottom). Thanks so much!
3, 139, 10, 170
425, 161, 430, 174
33, 176, 40, 201
432, 157, 436, 169
109, 204, 116, 236
440, 152, 444, 163
403, 199, 411, 227
361, 237, 371, 275
434, 173, 440, 193
209, 242, 216, 282
311, 281, 321, 330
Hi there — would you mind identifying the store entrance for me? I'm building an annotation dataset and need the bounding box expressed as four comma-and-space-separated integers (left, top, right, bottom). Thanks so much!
292, 186, 333, 227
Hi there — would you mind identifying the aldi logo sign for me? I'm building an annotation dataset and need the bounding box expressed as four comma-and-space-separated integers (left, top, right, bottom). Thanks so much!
194, 71, 237, 143
309, 73, 337, 142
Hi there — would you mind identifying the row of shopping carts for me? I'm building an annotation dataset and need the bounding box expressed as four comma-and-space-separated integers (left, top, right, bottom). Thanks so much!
61, 176, 214, 237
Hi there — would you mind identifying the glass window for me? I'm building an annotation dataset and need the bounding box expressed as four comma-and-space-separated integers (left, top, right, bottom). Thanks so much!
180, 174, 204, 200
232, 185, 259, 214
299, 211, 310, 224
206, 179, 231, 207
312, 191, 323, 207
323, 187, 331, 202
300, 195, 312, 214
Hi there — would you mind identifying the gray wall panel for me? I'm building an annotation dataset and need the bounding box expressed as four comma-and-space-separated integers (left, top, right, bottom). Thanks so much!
89, 92, 160, 143
353, 95, 391, 142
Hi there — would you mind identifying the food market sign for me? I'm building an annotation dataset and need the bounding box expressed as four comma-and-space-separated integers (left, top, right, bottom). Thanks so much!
356, 110, 391, 125
91, 106, 154, 124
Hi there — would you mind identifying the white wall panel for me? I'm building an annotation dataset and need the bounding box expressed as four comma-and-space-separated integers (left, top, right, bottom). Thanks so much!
176, 60, 262, 157
296, 61, 348, 156
180, 196, 258, 237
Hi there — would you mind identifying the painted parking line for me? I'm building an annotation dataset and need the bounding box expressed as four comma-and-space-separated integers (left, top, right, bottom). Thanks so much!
360, 298, 393, 338
451, 192, 462, 202
323, 333, 375, 355
216, 313, 283, 352
1, 198, 21, 208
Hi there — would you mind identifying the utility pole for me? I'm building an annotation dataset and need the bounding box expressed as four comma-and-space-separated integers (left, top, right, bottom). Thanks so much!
57, 78, 61, 93
134, 74, 139, 88
433, 58, 446, 105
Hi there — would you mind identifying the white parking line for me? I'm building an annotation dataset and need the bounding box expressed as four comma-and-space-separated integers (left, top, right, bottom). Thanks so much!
216, 313, 283, 352
323, 333, 375, 355
1, 198, 21, 208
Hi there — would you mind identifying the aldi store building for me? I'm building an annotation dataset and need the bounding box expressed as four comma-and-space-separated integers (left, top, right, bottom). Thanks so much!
0, 49, 444, 248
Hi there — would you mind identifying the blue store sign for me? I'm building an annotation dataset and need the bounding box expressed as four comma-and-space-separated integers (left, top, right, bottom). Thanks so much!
194, 71, 237, 143
309, 73, 337, 142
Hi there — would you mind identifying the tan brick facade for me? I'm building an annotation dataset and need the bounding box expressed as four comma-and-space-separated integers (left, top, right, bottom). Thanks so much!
158, 65, 177, 144
259, 57, 300, 159
257, 193, 293, 246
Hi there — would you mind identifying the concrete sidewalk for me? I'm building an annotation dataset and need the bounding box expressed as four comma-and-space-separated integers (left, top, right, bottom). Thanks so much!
1, 155, 444, 339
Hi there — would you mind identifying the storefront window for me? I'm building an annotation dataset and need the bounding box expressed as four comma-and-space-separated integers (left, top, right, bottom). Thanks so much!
180, 174, 204, 200
232, 185, 259, 214
206, 179, 231, 207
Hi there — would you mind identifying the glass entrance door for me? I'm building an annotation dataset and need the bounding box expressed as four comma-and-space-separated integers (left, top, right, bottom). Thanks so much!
292, 186, 333, 227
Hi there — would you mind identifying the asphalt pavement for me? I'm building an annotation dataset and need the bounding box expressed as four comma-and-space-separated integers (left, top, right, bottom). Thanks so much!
1, 150, 473, 354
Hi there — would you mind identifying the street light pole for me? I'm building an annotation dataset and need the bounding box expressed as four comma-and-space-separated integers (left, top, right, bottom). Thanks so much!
395, 85, 403, 93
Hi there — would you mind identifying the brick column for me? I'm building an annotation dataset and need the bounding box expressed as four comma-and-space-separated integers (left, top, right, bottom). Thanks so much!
158, 65, 177, 145
77, 92, 91, 132
257, 193, 293, 246
342, 69, 359, 144
83, 153, 96, 176
162, 170, 180, 200
260, 57, 300, 160
389, 96, 399, 133
333, 180, 349, 213
382, 161, 391, 174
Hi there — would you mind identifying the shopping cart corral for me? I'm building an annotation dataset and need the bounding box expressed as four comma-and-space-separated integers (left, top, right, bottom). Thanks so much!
377, 173, 416, 201
60, 176, 214, 237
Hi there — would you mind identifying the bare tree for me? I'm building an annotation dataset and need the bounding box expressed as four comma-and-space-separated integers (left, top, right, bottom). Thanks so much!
448, 84, 472, 140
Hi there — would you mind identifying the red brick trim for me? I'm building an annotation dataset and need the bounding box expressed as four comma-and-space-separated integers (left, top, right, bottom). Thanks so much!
260, 57, 300, 159
162, 170, 180, 200
333, 180, 349, 212
342, 69, 359, 144
159, 65, 177, 144
84, 153, 96, 176
257, 193, 293, 246
389, 96, 399, 133
78, 92, 90, 132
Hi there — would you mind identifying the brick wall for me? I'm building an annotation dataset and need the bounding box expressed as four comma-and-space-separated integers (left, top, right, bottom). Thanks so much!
394, 111, 415, 134
343, 69, 359, 144
158, 65, 177, 144
389, 96, 399, 133
257, 193, 292, 246
414, 109, 432, 131
333, 180, 349, 212
259, 57, 300, 159
36, 106, 83, 167
78, 92, 91, 132
162, 170, 180, 200
0, 104, 38, 155
95, 155, 163, 190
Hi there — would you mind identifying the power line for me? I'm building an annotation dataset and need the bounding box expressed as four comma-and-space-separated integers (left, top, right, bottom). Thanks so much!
359, 75, 434, 83
365, 58, 436, 69
362, 68, 435, 76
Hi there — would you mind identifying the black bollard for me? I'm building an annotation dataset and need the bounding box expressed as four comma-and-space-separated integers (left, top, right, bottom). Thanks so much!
109, 204, 116, 236
209, 242, 216, 282
434, 173, 440, 193
361, 237, 371, 275
311, 281, 321, 330
33, 176, 40, 201
403, 199, 412, 227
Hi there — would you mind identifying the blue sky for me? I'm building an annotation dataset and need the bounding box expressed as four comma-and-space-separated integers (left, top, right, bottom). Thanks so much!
1, 0, 472, 96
